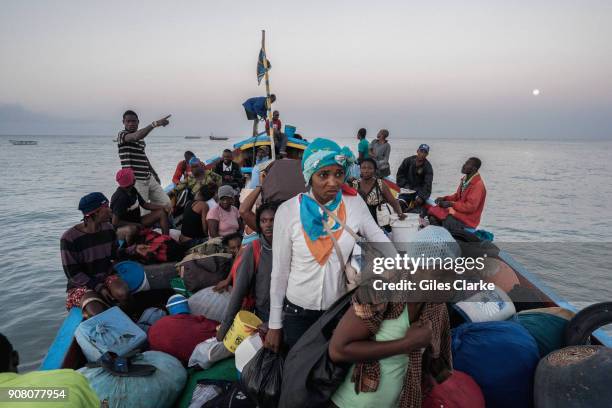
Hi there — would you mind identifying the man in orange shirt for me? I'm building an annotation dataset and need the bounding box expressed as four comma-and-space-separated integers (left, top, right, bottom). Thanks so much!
171, 151, 195, 184
433, 157, 486, 231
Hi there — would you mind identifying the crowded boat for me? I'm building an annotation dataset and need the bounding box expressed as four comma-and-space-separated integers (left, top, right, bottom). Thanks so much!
2, 35, 611, 408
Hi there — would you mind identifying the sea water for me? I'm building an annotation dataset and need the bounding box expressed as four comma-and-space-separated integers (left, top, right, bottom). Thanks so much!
1, 134, 611, 371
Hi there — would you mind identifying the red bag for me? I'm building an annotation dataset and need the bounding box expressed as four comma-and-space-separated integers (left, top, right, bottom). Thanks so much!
148, 314, 218, 365
423, 370, 485, 408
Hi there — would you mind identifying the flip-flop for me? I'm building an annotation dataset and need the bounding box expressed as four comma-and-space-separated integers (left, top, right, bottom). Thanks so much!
86, 351, 156, 377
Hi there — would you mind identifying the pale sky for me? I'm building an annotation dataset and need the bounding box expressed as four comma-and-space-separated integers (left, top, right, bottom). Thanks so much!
1, 0, 611, 138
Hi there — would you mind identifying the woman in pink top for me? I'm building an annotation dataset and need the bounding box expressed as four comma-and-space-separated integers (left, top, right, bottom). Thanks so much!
206, 185, 243, 238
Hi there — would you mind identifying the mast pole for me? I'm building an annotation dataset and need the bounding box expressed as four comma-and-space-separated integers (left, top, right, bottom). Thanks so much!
262, 30, 275, 160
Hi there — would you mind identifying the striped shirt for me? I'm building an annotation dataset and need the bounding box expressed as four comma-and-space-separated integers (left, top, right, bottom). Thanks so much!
117, 130, 151, 180
60, 222, 117, 291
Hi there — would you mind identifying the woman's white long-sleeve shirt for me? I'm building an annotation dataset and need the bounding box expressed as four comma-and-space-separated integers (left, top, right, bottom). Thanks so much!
268, 193, 391, 329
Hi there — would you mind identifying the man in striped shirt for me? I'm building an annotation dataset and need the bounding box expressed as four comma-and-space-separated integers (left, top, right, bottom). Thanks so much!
117, 110, 172, 208
60, 192, 131, 318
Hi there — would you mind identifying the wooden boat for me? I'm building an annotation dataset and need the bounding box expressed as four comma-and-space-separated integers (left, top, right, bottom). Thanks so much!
209, 135, 229, 141
40, 132, 612, 408
40, 249, 612, 391
9, 140, 37, 145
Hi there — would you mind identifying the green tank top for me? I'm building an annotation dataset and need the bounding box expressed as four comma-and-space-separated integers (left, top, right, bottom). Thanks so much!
331, 306, 410, 408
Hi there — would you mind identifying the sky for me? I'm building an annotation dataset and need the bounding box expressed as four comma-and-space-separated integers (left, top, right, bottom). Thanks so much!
1, 0, 611, 139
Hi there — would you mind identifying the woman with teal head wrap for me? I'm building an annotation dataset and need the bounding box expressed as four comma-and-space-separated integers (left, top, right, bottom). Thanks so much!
300, 138, 356, 242
301, 138, 355, 187
265, 137, 390, 352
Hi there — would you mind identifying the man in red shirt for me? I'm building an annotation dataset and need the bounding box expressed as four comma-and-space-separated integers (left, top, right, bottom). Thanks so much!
265, 110, 282, 135
265, 110, 287, 157
433, 157, 486, 231
171, 151, 195, 184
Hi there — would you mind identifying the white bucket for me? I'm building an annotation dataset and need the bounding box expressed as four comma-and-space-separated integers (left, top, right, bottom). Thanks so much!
390, 213, 421, 251
234, 333, 263, 372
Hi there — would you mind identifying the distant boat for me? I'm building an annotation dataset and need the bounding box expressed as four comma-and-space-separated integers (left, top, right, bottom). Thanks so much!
209, 135, 228, 141
9, 140, 37, 145
184, 136, 201, 139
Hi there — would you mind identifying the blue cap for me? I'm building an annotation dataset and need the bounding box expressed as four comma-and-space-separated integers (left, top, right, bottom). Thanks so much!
418, 144, 430, 153
189, 157, 201, 166
78, 192, 109, 215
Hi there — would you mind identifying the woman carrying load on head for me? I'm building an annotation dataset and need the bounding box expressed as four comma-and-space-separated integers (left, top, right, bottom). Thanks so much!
352, 157, 406, 231
264, 138, 392, 352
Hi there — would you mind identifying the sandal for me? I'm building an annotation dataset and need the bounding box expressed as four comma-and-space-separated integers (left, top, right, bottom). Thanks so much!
86, 351, 156, 377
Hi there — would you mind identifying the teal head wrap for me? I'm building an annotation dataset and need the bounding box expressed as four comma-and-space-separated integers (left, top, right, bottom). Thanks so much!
301, 138, 355, 185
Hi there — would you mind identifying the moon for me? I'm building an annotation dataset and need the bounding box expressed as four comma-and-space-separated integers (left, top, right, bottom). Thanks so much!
532, 89, 540, 96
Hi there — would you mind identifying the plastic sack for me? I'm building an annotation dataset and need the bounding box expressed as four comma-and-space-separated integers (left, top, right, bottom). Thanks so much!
202, 382, 256, 408
452, 321, 540, 408
148, 314, 218, 365
78, 351, 187, 408
240, 348, 284, 407
75, 306, 147, 362
137, 307, 167, 333
188, 286, 231, 322
235, 333, 263, 373
188, 337, 233, 370
452, 286, 516, 323
189, 379, 232, 408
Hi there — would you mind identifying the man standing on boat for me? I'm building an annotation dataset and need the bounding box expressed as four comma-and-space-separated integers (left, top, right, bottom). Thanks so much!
396, 143, 434, 212
356, 128, 369, 163
117, 110, 172, 208
243, 94, 276, 136
431, 157, 486, 232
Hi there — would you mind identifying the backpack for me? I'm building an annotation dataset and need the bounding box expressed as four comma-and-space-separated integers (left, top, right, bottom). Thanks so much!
279, 289, 355, 408
177, 252, 234, 293
230, 239, 262, 311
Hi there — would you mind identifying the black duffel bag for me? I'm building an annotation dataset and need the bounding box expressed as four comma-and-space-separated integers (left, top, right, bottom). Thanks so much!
279, 289, 355, 408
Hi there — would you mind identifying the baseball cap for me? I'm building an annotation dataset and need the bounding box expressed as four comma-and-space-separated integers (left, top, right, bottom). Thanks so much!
78, 192, 109, 216
218, 185, 235, 199
418, 143, 430, 153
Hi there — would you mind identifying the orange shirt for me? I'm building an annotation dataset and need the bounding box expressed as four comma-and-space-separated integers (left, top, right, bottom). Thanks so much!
443, 174, 486, 228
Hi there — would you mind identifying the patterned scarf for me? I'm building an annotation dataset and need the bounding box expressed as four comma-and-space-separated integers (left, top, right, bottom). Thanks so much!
351, 300, 452, 408
300, 190, 347, 265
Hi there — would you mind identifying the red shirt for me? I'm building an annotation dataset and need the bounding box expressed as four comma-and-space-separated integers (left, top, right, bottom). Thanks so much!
172, 160, 192, 184
442, 174, 486, 228
265, 118, 282, 133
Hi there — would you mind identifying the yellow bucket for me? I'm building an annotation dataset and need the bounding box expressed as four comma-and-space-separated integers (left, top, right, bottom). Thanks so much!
223, 311, 262, 353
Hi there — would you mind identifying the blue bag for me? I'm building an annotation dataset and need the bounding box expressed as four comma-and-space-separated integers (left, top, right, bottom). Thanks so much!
75, 306, 147, 362
78, 351, 187, 408
452, 321, 540, 408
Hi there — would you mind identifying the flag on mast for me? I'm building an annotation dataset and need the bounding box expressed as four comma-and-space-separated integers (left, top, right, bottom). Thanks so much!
257, 49, 271, 85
